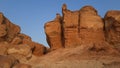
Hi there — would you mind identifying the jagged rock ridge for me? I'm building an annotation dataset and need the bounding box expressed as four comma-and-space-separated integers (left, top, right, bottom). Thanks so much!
42, 5, 120, 68
45, 4, 120, 55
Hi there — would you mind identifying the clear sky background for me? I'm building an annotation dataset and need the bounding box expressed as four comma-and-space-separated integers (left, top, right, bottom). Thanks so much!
0, 0, 120, 47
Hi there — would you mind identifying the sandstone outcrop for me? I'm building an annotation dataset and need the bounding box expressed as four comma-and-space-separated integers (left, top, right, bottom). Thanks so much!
0, 13, 21, 42
7, 44, 32, 62
62, 4, 80, 47
32, 42, 46, 56
45, 4, 115, 50
104, 10, 120, 51
79, 6, 105, 44
45, 14, 64, 50
0, 42, 9, 55
0, 13, 46, 64
0, 55, 18, 68
0, 4, 120, 68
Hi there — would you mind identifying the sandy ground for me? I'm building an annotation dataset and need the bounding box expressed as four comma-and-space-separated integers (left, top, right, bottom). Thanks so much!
24, 45, 120, 68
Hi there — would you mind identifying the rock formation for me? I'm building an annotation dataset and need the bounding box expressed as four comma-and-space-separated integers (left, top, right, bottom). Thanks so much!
32, 42, 46, 56
62, 4, 80, 47
0, 13, 20, 42
7, 44, 32, 62
0, 42, 9, 55
0, 13, 46, 67
42, 5, 120, 68
44, 13, 64, 50
0, 55, 18, 68
0, 4, 120, 68
44, 4, 120, 54
104, 10, 120, 51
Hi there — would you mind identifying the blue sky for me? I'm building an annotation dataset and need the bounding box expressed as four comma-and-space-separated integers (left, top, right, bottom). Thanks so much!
0, 0, 120, 47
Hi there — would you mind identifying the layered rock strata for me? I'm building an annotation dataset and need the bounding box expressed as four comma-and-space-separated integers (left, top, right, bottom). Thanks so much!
45, 4, 120, 52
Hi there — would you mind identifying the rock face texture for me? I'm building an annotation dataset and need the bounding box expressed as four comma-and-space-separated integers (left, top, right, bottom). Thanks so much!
13, 63, 32, 68
62, 5, 105, 47
0, 42, 9, 55
0, 4, 120, 68
0, 55, 18, 68
0, 13, 46, 67
7, 44, 32, 62
45, 4, 120, 52
62, 4, 80, 47
104, 11, 120, 49
45, 14, 64, 50
32, 42, 46, 56
0, 13, 46, 56
79, 6, 105, 44
42, 5, 120, 68
0, 13, 20, 42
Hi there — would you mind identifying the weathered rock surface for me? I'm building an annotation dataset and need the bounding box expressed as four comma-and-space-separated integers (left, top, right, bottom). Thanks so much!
62, 5, 105, 47
43, 6, 120, 68
0, 4, 120, 68
0, 42, 9, 55
11, 36, 22, 45
17, 33, 34, 49
45, 14, 64, 50
0, 13, 46, 67
7, 44, 32, 62
79, 6, 105, 44
3, 17, 21, 42
13, 63, 32, 68
62, 4, 80, 47
45, 4, 116, 50
32, 42, 46, 56
0, 55, 18, 68
104, 10, 120, 51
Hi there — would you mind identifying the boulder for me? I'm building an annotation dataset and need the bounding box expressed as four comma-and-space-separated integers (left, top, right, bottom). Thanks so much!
11, 36, 22, 45
22, 39, 35, 49
7, 44, 32, 62
18, 33, 35, 49
32, 42, 46, 56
